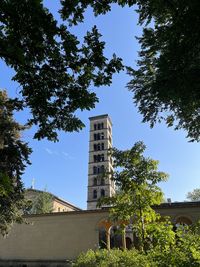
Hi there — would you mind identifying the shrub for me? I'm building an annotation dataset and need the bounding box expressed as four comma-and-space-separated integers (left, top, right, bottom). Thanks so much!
73, 249, 150, 267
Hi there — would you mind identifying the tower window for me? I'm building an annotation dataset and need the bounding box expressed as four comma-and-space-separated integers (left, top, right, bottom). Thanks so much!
94, 133, 101, 141
100, 154, 104, 162
101, 189, 105, 197
101, 165, 105, 173
93, 166, 97, 174
101, 178, 105, 185
97, 123, 104, 130
101, 132, 104, 140
93, 178, 97, 186
93, 190, 97, 199
94, 133, 101, 140
101, 143, 104, 150
94, 143, 104, 151
94, 155, 97, 162
94, 124, 97, 130
94, 154, 104, 162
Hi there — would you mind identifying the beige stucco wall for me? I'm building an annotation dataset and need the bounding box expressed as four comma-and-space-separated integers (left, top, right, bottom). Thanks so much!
156, 204, 200, 223
0, 210, 108, 261
53, 200, 75, 212
0, 204, 200, 263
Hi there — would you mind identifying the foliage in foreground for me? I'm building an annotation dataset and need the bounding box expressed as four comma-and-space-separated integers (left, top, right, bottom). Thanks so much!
73, 248, 200, 267
72, 230, 200, 267
0, 1, 123, 141
73, 222, 200, 267
0, 91, 32, 235
1, 1, 200, 141
73, 249, 149, 267
62, 0, 200, 142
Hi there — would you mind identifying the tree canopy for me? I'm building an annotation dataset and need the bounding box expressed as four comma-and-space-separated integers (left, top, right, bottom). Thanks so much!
27, 191, 53, 214
0, 91, 31, 235
186, 189, 200, 201
1, 1, 200, 141
99, 141, 173, 251
0, 0, 123, 141
61, 0, 200, 141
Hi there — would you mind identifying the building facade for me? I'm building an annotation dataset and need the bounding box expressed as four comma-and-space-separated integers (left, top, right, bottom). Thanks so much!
87, 114, 115, 210
25, 189, 81, 213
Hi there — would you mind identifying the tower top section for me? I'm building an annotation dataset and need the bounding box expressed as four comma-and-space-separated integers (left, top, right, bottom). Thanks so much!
89, 114, 112, 126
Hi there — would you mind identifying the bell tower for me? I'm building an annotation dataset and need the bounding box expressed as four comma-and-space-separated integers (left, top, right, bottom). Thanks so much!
87, 114, 115, 210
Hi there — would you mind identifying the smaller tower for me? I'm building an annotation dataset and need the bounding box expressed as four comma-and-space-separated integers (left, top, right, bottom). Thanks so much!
87, 114, 115, 210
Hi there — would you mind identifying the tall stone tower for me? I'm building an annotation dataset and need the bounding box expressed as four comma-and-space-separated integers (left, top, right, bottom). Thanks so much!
87, 114, 115, 210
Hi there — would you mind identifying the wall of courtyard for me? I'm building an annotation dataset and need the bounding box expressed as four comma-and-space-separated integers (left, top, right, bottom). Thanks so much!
0, 203, 200, 266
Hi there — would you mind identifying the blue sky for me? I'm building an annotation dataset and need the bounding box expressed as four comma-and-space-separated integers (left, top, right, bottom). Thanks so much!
1, 1, 200, 209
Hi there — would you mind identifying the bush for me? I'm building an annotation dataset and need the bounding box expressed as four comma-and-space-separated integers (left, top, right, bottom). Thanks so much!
148, 246, 200, 267
73, 222, 200, 267
73, 246, 200, 267
73, 249, 150, 267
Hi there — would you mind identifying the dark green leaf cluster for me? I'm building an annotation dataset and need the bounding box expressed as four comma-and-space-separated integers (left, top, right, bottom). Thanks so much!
0, 0, 123, 141
0, 90, 32, 236
61, 0, 137, 25
128, 0, 200, 141
61, 0, 200, 141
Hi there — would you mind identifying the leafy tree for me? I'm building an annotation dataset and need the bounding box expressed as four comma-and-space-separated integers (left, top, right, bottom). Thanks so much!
2, 1, 200, 141
0, 0, 123, 141
61, 0, 200, 141
186, 189, 200, 201
0, 90, 31, 235
127, 0, 200, 142
29, 191, 53, 214
99, 141, 174, 251
151, 221, 200, 266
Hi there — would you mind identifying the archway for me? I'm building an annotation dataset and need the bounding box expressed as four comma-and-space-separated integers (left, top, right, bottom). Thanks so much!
175, 216, 192, 226
99, 227, 107, 249
98, 220, 132, 250
126, 237, 132, 250
110, 226, 122, 249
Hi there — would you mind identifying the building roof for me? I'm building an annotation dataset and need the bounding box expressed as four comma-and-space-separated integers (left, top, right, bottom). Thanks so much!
26, 188, 82, 211
23, 200, 200, 218
89, 114, 112, 125
155, 201, 200, 209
